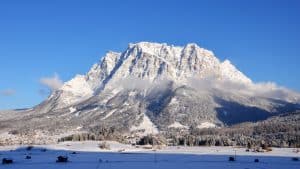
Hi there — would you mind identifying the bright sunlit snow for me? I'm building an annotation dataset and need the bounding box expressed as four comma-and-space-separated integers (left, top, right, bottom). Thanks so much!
0, 141, 299, 169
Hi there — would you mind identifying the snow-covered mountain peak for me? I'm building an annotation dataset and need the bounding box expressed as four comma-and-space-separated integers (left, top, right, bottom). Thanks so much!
85, 51, 121, 90
127, 42, 215, 59
128, 42, 182, 57
7, 41, 299, 141
183, 43, 215, 57
51, 42, 256, 109
220, 59, 252, 84
57, 74, 93, 108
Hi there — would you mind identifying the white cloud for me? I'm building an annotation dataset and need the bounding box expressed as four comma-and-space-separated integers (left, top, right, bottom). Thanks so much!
39, 73, 63, 91
110, 74, 300, 103
0, 89, 16, 96
188, 77, 300, 103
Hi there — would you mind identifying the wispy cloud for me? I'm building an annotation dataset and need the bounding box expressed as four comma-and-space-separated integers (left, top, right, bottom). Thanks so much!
115, 75, 300, 103
0, 89, 16, 96
39, 73, 63, 91
188, 77, 300, 103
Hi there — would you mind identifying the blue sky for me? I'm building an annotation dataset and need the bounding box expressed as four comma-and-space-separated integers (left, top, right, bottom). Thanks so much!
0, 0, 299, 109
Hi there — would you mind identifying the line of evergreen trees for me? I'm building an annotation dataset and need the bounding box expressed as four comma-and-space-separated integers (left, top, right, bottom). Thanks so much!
58, 111, 300, 148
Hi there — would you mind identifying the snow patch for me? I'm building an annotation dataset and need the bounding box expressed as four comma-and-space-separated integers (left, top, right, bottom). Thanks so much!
169, 98, 179, 105
197, 122, 216, 129
123, 102, 130, 106
69, 107, 76, 113
101, 109, 116, 120
129, 91, 137, 97
168, 122, 188, 129
131, 114, 158, 135
75, 111, 80, 117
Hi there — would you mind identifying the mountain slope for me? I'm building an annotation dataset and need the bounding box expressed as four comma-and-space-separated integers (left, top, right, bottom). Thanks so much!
1, 42, 300, 144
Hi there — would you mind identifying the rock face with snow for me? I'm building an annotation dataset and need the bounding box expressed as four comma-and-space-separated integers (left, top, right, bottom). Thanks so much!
1, 42, 300, 141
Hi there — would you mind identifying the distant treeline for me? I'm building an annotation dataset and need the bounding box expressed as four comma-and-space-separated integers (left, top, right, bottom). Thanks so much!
163, 111, 300, 148
58, 111, 300, 148
58, 125, 125, 142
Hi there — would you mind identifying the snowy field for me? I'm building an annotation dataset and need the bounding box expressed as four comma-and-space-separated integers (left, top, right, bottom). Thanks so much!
0, 141, 299, 169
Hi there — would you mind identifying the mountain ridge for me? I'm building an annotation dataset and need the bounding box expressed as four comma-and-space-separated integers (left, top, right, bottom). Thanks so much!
54, 42, 254, 109
0, 42, 300, 145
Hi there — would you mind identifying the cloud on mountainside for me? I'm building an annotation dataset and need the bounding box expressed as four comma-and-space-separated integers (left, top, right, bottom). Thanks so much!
39, 73, 63, 91
113, 75, 300, 103
188, 77, 300, 103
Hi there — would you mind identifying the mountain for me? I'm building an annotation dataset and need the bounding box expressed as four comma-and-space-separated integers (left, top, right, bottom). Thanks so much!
1, 42, 300, 145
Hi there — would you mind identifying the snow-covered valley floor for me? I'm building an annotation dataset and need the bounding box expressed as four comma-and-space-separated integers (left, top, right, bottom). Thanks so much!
0, 141, 299, 169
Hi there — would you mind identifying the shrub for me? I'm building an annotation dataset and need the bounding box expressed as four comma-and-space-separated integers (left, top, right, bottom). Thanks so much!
26, 146, 34, 151
228, 156, 235, 161
2, 158, 13, 164
56, 156, 68, 163
98, 142, 110, 150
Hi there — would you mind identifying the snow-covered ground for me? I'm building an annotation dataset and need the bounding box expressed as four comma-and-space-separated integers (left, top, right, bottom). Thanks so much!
0, 141, 299, 169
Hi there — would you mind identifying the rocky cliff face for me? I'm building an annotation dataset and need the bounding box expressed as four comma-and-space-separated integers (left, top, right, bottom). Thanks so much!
1, 42, 300, 143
